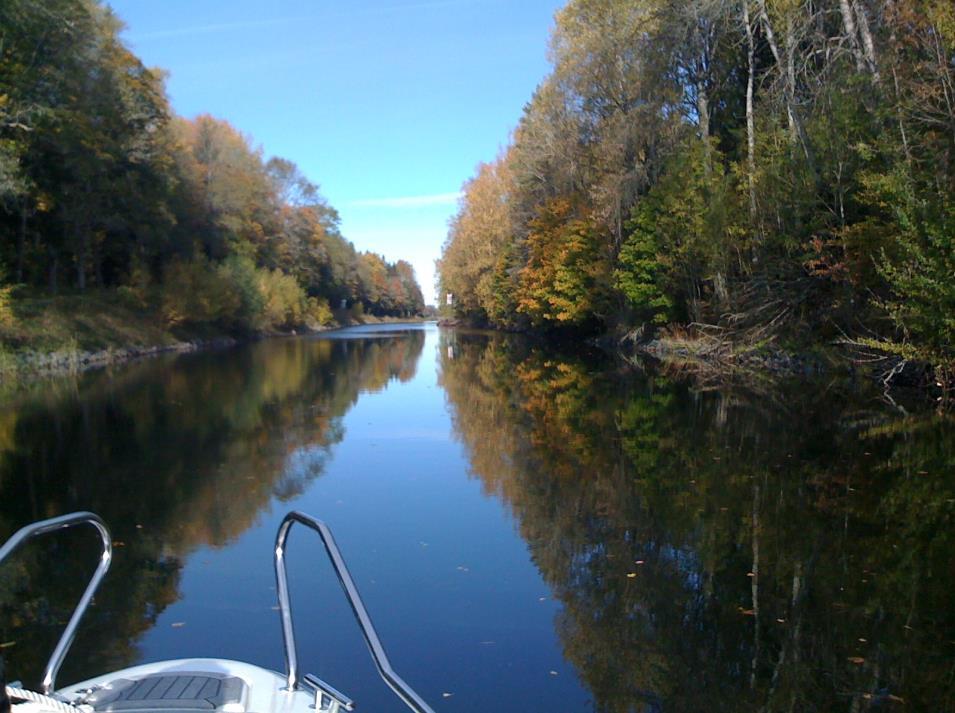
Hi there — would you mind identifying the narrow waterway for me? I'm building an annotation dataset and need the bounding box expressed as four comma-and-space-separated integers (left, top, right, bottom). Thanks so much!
1, 324, 953, 712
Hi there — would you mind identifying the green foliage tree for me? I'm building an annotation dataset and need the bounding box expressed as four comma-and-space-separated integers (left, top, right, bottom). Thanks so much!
617, 137, 740, 324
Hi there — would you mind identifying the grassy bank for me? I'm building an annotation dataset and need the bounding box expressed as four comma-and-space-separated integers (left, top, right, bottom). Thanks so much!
0, 291, 243, 377
0, 291, 431, 381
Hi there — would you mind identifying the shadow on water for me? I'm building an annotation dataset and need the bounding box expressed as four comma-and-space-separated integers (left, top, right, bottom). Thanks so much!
0, 328, 425, 688
438, 330, 955, 713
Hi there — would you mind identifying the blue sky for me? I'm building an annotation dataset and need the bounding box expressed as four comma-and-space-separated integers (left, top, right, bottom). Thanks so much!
107, 0, 564, 303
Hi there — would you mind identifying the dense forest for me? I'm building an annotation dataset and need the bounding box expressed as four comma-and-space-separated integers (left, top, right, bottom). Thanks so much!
437, 0, 955, 388
0, 0, 425, 338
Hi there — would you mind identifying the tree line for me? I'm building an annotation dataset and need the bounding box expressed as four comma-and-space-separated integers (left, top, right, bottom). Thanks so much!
437, 0, 954, 386
0, 0, 425, 333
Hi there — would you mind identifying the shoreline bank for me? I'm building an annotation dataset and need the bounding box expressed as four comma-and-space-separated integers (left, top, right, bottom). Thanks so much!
438, 317, 947, 405
0, 295, 427, 384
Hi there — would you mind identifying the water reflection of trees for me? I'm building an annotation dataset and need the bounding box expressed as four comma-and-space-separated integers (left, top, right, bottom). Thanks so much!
439, 332, 955, 712
0, 330, 424, 687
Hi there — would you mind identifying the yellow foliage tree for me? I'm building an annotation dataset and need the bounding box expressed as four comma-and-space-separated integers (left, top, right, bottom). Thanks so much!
438, 149, 515, 322
516, 198, 611, 329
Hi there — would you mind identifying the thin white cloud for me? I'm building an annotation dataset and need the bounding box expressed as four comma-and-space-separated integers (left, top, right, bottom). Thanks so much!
128, 16, 307, 41
349, 192, 462, 209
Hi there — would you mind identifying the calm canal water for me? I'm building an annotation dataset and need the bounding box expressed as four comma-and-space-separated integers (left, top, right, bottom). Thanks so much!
1, 323, 953, 712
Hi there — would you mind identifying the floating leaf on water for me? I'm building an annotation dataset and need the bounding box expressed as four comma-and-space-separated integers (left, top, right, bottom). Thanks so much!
746, 572, 756, 577
549, 671, 558, 676
112, 541, 125, 547
858, 638, 867, 643
776, 618, 786, 623
626, 573, 637, 578
0, 641, 16, 649
441, 693, 453, 698
847, 656, 865, 664
171, 622, 185, 628
738, 608, 755, 616
635, 560, 645, 565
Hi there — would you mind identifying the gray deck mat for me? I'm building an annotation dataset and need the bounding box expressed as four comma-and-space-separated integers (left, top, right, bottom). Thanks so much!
84, 674, 247, 711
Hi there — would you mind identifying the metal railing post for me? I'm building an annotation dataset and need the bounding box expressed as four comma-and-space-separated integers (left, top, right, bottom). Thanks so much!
273, 511, 435, 713
0, 512, 113, 693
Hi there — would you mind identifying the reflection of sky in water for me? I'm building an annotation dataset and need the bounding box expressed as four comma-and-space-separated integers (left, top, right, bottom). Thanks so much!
136, 324, 584, 712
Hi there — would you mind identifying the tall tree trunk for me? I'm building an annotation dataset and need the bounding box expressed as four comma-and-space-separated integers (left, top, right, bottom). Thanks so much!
757, 0, 816, 173
785, 17, 798, 137
16, 199, 27, 283
697, 87, 712, 174
743, 1, 759, 228
853, 0, 880, 81
839, 0, 867, 72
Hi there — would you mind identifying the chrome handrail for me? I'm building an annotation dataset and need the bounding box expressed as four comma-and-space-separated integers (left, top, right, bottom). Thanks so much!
273, 511, 435, 713
0, 512, 112, 694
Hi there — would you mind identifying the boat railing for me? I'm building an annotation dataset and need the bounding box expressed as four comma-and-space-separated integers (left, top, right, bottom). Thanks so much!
0, 512, 112, 694
273, 511, 435, 713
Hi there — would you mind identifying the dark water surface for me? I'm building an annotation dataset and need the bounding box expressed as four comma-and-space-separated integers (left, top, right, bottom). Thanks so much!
1, 324, 953, 712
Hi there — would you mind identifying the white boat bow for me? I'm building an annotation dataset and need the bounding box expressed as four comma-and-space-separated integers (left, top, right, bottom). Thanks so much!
0, 512, 435, 713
